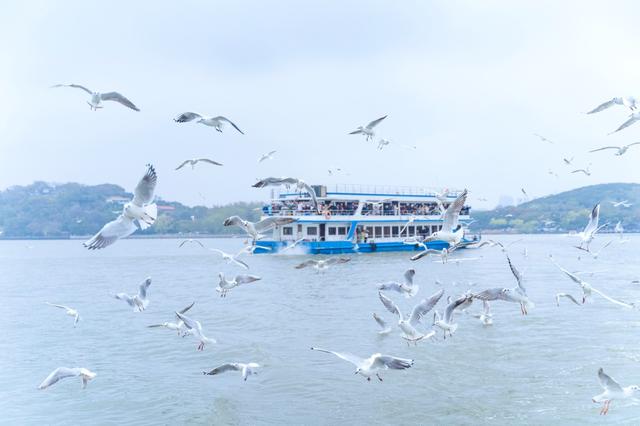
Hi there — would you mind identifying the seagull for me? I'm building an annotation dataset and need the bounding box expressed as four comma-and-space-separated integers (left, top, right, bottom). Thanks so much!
382, 290, 443, 344
280, 238, 305, 253
258, 151, 277, 163
466, 300, 493, 326
589, 240, 613, 260
593, 368, 639, 415
575, 204, 606, 251
410, 248, 445, 261
175, 311, 215, 351
147, 302, 195, 335
114, 277, 152, 312
178, 239, 206, 249
223, 216, 296, 243
473, 254, 534, 315
51, 84, 139, 111
349, 115, 387, 141
175, 158, 223, 170
587, 96, 638, 114
203, 363, 261, 381
555, 293, 581, 307
399, 216, 419, 235
614, 221, 628, 242
611, 200, 632, 208
376, 138, 391, 150
45, 302, 80, 327
550, 256, 635, 308
376, 269, 419, 298
295, 257, 351, 272
253, 177, 320, 213
209, 248, 250, 270
372, 313, 392, 335
423, 189, 468, 246
521, 188, 529, 199
38, 367, 96, 390
571, 167, 591, 176
590, 142, 640, 156
533, 133, 554, 144
310, 347, 413, 382
563, 157, 574, 166
84, 164, 157, 249
610, 110, 640, 134
216, 273, 261, 297
433, 295, 469, 338
174, 112, 244, 134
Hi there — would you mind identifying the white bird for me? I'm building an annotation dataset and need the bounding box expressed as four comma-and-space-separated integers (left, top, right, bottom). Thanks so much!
216, 273, 261, 297
611, 200, 632, 208
51, 84, 139, 111
533, 133, 554, 144
178, 239, 206, 249
376, 269, 419, 298
521, 188, 529, 199
409, 247, 445, 261
38, 367, 96, 390
575, 204, 606, 251
610, 110, 640, 134
614, 221, 627, 241
372, 313, 392, 335
295, 257, 351, 272
433, 295, 469, 338
399, 216, 419, 235
223, 215, 296, 243
84, 164, 157, 250
467, 300, 493, 326
563, 157, 574, 166
592, 368, 639, 415
473, 254, 534, 315
175, 311, 216, 351
590, 142, 640, 156
203, 363, 261, 381
349, 115, 387, 141
571, 167, 591, 176
175, 158, 223, 170
174, 112, 244, 134
114, 277, 152, 312
45, 302, 80, 327
587, 96, 638, 114
147, 302, 195, 335
555, 293, 581, 307
280, 238, 305, 253
209, 248, 250, 270
253, 177, 320, 213
589, 240, 613, 260
258, 151, 277, 163
550, 256, 635, 308
423, 189, 468, 246
310, 347, 413, 381
383, 290, 444, 344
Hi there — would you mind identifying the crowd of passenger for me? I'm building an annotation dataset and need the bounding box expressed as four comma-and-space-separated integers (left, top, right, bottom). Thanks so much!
263, 200, 470, 217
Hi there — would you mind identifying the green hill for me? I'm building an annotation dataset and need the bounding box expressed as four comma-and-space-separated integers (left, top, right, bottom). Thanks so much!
0, 182, 262, 238
471, 183, 640, 233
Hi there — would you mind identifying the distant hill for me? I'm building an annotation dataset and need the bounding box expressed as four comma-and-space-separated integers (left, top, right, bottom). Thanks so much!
471, 183, 640, 233
0, 182, 262, 238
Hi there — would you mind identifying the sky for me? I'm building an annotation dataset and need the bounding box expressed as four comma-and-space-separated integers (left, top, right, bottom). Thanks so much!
1, 1, 640, 209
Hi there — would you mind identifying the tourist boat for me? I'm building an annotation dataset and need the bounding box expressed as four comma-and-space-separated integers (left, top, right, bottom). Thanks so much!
253, 184, 478, 254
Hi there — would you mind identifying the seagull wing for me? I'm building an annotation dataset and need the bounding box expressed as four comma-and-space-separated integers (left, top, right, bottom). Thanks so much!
132, 164, 157, 206
214, 116, 244, 134
612, 114, 640, 133
234, 274, 261, 285
589, 146, 620, 153
295, 260, 318, 269
196, 158, 223, 166
556, 293, 581, 306
178, 301, 195, 315
626, 142, 640, 148
83, 215, 137, 250
506, 254, 525, 294
174, 112, 202, 122
365, 115, 388, 130
473, 288, 508, 302
255, 216, 296, 232
175, 312, 201, 332
310, 347, 364, 367
138, 277, 151, 299
204, 363, 241, 375
591, 287, 635, 309
371, 354, 413, 370
409, 289, 444, 325
410, 249, 440, 261
298, 181, 320, 213
51, 83, 92, 94
587, 98, 616, 114
444, 296, 468, 323
583, 204, 600, 236
223, 216, 246, 229
324, 257, 351, 265
373, 313, 388, 329
598, 368, 623, 392
38, 367, 80, 389
252, 177, 300, 188
45, 302, 71, 310
442, 189, 468, 231
551, 259, 586, 287
100, 92, 140, 111
175, 160, 191, 170
378, 292, 402, 318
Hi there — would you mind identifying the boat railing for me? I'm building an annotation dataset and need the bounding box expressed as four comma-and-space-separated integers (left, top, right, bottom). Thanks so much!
261, 207, 471, 217
326, 184, 465, 198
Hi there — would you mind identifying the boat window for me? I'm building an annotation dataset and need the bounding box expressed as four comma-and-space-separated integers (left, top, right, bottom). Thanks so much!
375, 227, 382, 238
366, 226, 374, 237
408, 225, 415, 236
328, 227, 337, 235
431, 225, 438, 234
307, 226, 318, 236
297, 224, 302, 232
338, 227, 347, 235
391, 226, 399, 237
384, 226, 391, 238
283, 227, 293, 235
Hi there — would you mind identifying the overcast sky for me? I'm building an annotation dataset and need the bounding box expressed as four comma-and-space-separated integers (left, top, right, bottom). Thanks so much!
1, 1, 640, 209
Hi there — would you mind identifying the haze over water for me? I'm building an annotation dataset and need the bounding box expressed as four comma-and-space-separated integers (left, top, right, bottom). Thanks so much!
2, 235, 640, 425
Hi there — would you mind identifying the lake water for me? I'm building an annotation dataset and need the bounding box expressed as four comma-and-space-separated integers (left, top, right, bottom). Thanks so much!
1, 235, 640, 425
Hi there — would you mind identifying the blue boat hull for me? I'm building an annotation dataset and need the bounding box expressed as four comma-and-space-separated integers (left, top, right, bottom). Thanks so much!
252, 239, 473, 255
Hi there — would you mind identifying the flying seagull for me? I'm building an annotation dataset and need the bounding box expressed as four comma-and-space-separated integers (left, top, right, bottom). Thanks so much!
209, 248, 250, 270
216, 273, 261, 297
575, 204, 606, 251
178, 239, 206, 249
45, 302, 80, 327
563, 157, 574, 166
466, 300, 493, 326
175, 311, 215, 351
533, 133, 554, 144
295, 257, 351, 272
589, 142, 640, 156
379, 290, 443, 343
258, 151, 277, 163
555, 293, 581, 307
253, 177, 320, 213
609, 110, 640, 134
203, 363, 261, 381
587, 96, 638, 114
175, 158, 223, 170
349, 115, 387, 141
377, 269, 419, 298
174, 112, 244, 134
473, 254, 534, 315
310, 347, 413, 381
114, 277, 152, 312
611, 200, 632, 208
372, 313, 392, 335
84, 164, 157, 249
571, 167, 591, 176
593, 368, 639, 415
433, 295, 469, 339
223, 216, 296, 243
51, 84, 139, 111
38, 367, 96, 390
147, 301, 195, 335
423, 190, 468, 245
